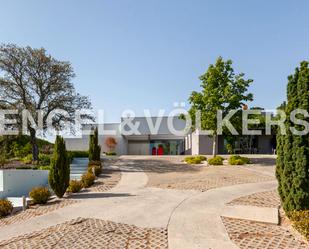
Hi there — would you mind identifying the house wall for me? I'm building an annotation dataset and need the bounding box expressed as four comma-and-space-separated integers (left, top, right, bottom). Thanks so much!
0, 170, 49, 198
190, 132, 199, 155
257, 135, 274, 154
186, 132, 217, 155
184, 133, 192, 155
198, 134, 217, 155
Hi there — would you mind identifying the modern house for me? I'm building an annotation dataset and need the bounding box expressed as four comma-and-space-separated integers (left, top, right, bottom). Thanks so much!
64, 116, 275, 155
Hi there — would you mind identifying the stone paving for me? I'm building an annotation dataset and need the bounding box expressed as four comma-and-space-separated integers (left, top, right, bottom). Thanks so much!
0, 199, 78, 227
147, 166, 275, 192
222, 216, 309, 249
0, 167, 121, 228
1, 156, 307, 249
228, 189, 281, 208
89, 168, 121, 192
0, 218, 168, 249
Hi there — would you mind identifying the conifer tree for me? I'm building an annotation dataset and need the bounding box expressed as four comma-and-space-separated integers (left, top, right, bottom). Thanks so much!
49, 136, 70, 198
89, 127, 101, 161
276, 61, 309, 212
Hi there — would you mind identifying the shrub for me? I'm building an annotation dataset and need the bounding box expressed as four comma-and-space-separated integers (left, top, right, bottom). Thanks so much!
88, 160, 101, 167
38, 165, 50, 170
229, 155, 250, 165
22, 154, 33, 164
81, 172, 95, 188
288, 210, 309, 222
0, 155, 7, 166
105, 152, 117, 156
226, 143, 233, 154
196, 155, 207, 161
288, 210, 309, 240
184, 156, 202, 164
10, 142, 32, 158
16, 166, 33, 170
67, 180, 83, 193
49, 136, 70, 198
38, 153, 51, 165
29, 187, 51, 204
88, 165, 102, 176
0, 199, 13, 217
208, 156, 224, 165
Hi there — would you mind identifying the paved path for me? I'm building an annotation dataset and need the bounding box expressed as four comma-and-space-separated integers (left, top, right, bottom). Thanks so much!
0, 160, 197, 241
168, 181, 277, 249
0, 158, 278, 248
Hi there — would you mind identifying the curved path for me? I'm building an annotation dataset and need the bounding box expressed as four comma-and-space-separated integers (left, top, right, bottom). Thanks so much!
0, 158, 278, 249
168, 181, 277, 249
0, 160, 198, 241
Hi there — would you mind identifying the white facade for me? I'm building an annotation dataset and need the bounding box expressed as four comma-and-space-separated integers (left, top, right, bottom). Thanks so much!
65, 116, 189, 155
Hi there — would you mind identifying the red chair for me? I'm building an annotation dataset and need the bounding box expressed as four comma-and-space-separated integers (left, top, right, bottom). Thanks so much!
152, 147, 157, 155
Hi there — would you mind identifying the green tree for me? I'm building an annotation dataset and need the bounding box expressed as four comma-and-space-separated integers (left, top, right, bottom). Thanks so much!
49, 136, 70, 198
276, 61, 309, 212
0, 44, 92, 161
188, 57, 253, 156
89, 127, 101, 161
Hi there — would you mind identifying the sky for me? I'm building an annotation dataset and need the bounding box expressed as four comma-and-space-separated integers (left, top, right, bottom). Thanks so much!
0, 0, 308, 123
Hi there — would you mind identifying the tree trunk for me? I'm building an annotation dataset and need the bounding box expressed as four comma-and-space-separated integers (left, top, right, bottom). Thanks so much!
212, 134, 217, 157
29, 128, 39, 162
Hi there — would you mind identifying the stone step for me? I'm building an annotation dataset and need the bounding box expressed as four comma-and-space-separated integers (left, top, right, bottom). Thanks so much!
7, 197, 31, 211
222, 205, 279, 224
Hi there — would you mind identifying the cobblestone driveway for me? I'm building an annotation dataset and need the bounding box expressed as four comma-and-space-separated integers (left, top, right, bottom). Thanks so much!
0, 218, 168, 249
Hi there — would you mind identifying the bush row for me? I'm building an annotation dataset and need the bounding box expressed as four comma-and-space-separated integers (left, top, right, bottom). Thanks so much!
184, 155, 250, 166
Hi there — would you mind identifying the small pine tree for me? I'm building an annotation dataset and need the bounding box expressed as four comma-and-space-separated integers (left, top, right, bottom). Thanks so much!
49, 136, 70, 198
89, 127, 101, 161
276, 61, 309, 212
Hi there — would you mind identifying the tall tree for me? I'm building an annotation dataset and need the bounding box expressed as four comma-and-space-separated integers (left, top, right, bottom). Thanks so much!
0, 44, 92, 161
89, 127, 101, 161
49, 135, 70, 198
188, 57, 253, 156
276, 61, 309, 212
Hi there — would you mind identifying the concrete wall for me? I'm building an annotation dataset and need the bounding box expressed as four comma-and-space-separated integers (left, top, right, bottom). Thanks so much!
185, 131, 218, 155
198, 134, 216, 155
65, 123, 128, 155
121, 116, 188, 135
0, 170, 3, 192
190, 132, 199, 155
0, 170, 49, 198
257, 135, 274, 154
